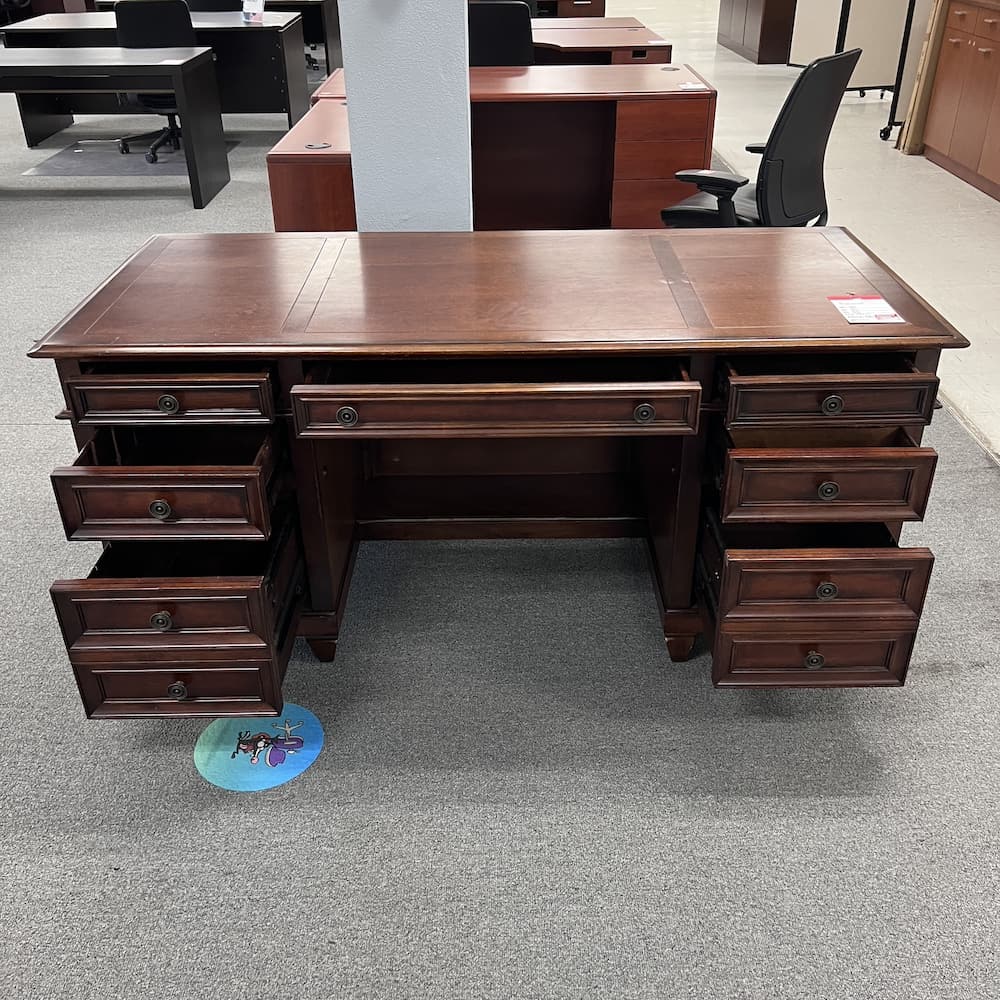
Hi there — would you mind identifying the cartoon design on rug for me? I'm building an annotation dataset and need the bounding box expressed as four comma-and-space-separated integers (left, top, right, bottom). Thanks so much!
230, 719, 305, 767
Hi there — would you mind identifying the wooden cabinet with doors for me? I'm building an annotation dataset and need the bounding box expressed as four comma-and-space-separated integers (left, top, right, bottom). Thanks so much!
924, 0, 1000, 199
717, 0, 798, 64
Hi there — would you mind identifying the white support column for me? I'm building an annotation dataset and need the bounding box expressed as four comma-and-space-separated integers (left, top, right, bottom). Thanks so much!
337, 0, 473, 232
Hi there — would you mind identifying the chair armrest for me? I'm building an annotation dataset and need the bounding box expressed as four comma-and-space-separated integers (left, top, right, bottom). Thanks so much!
675, 169, 750, 198
745, 143, 766, 154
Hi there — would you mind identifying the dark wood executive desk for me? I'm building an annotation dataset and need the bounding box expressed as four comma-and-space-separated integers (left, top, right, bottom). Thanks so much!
0, 46, 229, 208
2, 12, 310, 127
29, 228, 968, 719
96, 0, 343, 73
268, 64, 716, 232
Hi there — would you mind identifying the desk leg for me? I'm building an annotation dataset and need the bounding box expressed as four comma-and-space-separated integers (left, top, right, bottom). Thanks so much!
642, 356, 714, 662
17, 94, 74, 147
173, 60, 230, 209
282, 20, 311, 126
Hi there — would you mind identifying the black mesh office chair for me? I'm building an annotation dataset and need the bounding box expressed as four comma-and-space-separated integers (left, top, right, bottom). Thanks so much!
115, 0, 197, 163
468, 1, 535, 67
661, 49, 862, 228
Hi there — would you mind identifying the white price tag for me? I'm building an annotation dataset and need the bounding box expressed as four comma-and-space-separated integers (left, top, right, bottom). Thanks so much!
828, 295, 905, 324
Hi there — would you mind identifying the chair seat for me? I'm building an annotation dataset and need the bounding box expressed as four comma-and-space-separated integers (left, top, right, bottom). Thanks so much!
660, 183, 761, 229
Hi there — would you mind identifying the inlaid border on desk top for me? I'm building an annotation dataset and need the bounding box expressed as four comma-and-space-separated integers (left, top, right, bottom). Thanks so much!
27, 229, 970, 360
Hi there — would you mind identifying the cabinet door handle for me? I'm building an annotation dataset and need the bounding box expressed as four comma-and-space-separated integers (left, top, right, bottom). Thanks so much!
979, 48, 994, 54
984, 18, 997, 25
954, 9, 967, 15
947, 37, 962, 44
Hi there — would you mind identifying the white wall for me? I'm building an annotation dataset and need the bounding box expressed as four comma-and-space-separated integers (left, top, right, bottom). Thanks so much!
338, 0, 473, 232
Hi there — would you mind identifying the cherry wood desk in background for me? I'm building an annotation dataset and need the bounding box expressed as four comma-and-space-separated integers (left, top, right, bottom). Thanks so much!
29, 228, 968, 719
267, 64, 716, 232
1, 11, 310, 127
532, 20, 673, 63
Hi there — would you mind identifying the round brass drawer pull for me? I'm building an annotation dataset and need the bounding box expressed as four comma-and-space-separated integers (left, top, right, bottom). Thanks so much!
336, 405, 359, 428
166, 681, 188, 701
150, 611, 173, 631
148, 499, 172, 520
157, 393, 180, 414
820, 394, 844, 415
804, 651, 825, 670
817, 481, 840, 501
633, 403, 656, 424
816, 581, 839, 601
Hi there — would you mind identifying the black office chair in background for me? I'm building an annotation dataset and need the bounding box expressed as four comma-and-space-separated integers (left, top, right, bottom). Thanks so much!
660, 48, 862, 228
468, 1, 535, 67
114, 0, 197, 163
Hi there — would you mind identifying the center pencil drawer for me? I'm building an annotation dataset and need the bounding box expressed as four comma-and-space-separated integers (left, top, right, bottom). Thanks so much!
292, 379, 701, 438
719, 429, 937, 523
721, 355, 939, 432
52, 426, 281, 541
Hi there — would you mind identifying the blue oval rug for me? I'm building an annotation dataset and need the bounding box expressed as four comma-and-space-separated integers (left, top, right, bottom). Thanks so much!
194, 704, 324, 792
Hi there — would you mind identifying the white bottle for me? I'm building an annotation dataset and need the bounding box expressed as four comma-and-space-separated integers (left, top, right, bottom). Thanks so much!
242, 0, 264, 24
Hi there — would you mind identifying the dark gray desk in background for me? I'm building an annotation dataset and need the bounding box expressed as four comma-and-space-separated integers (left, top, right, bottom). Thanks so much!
95, 0, 342, 72
0, 46, 229, 207
2, 12, 310, 126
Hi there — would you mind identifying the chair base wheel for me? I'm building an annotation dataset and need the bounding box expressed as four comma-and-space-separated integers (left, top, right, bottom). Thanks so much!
118, 141, 129, 154
145, 151, 158, 164
880, 126, 892, 141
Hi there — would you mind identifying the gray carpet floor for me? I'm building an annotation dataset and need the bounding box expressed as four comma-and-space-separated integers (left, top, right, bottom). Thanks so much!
2, 94, 1000, 999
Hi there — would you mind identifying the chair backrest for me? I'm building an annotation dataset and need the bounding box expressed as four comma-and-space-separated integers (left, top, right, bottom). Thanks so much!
115, 0, 197, 48
468, 1, 535, 67
756, 48, 861, 226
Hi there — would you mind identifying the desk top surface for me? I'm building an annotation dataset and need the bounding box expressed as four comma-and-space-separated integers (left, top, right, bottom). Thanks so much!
0, 46, 212, 71
531, 16, 645, 29
2, 11, 299, 32
29, 230, 968, 359
313, 64, 714, 103
532, 25, 669, 51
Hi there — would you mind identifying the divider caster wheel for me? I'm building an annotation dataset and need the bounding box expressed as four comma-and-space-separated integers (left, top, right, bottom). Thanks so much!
118, 141, 129, 154
880, 126, 892, 141
145, 151, 158, 164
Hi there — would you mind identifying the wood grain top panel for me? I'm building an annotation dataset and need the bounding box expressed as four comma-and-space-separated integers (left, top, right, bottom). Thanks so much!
532, 26, 671, 52
28, 229, 969, 359
311, 64, 713, 104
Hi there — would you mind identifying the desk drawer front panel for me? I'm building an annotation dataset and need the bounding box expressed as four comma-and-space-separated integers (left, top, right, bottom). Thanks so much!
715, 549, 934, 619
611, 46, 672, 65
53, 582, 271, 655
65, 373, 274, 425
614, 139, 707, 180
74, 661, 282, 719
611, 179, 698, 226
292, 382, 701, 438
977, 7, 1000, 39
52, 429, 278, 541
721, 447, 937, 522
947, 2, 979, 31
51, 516, 302, 657
724, 372, 939, 430
556, 0, 606, 16
713, 629, 916, 687
616, 99, 709, 140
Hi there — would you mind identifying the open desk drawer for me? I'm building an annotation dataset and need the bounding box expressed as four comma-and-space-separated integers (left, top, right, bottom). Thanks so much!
291, 362, 701, 439
718, 429, 937, 524
52, 426, 283, 542
720, 354, 939, 433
